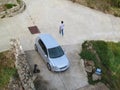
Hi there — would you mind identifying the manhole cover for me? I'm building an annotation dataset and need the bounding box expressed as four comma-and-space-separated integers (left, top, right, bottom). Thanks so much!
28, 26, 40, 34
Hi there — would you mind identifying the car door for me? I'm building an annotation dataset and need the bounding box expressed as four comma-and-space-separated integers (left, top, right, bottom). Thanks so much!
38, 39, 48, 63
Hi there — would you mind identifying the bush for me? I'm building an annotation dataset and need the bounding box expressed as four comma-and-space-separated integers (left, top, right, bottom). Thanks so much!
92, 41, 110, 67
80, 41, 97, 62
4, 4, 16, 9
110, 7, 120, 17
110, 0, 120, 8
71, 0, 120, 17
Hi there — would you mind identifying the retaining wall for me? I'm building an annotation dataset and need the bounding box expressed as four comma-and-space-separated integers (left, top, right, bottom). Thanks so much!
0, 0, 26, 18
10, 39, 35, 90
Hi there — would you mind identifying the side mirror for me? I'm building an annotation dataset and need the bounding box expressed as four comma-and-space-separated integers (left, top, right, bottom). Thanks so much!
45, 55, 47, 57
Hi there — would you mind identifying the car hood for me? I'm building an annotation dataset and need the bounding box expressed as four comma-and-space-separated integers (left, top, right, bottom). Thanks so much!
50, 55, 69, 68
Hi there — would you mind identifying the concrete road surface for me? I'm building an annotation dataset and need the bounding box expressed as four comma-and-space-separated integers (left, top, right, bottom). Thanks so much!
0, 0, 120, 51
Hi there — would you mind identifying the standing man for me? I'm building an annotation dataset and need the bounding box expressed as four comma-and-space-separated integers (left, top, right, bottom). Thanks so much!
59, 21, 64, 36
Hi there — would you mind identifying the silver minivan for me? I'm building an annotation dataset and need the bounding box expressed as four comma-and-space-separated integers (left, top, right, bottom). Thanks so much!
34, 34, 70, 72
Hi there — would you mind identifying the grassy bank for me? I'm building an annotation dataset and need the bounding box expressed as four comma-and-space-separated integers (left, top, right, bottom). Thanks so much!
80, 41, 120, 90
0, 51, 16, 89
71, 0, 120, 17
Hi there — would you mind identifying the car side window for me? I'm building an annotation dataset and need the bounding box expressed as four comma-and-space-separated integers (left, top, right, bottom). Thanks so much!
38, 39, 48, 56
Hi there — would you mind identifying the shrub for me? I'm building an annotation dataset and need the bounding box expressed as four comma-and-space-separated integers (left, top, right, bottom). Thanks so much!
4, 4, 16, 9
80, 49, 96, 61
92, 41, 111, 67
80, 41, 97, 62
70, 0, 120, 17
110, 7, 120, 17
110, 0, 120, 8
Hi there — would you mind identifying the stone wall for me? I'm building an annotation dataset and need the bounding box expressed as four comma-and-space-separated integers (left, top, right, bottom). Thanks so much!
10, 39, 36, 90
0, 0, 26, 18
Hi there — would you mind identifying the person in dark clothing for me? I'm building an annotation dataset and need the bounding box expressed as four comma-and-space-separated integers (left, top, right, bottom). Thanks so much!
33, 64, 40, 73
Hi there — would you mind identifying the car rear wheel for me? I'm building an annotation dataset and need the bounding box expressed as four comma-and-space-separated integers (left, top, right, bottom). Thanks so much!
35, 44, 38, 52
47, 63, 51, 71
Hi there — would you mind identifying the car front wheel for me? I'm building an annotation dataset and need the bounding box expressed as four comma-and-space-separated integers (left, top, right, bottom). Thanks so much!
35, 44, 38, 52
47, 63, 51, 71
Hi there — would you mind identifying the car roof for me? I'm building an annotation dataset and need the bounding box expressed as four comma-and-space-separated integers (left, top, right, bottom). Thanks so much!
38, 34, 59, 49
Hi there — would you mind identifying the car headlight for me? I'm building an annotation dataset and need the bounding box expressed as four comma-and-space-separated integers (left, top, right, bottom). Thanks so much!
54, 66, 59, 70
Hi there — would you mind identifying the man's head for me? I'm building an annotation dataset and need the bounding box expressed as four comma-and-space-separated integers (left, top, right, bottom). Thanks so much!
61, 21, 64, 24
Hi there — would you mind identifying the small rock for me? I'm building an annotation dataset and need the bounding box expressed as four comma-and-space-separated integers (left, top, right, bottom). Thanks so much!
87, 46, 92, 50
85, 60, 95, 67
85, 66, 93, 73
92, 73, 101, 81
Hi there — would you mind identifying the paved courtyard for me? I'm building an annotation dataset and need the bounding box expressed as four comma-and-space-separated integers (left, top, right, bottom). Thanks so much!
25, 44, 88, 90
0, 0, 120, 89
0, 0, 120, 51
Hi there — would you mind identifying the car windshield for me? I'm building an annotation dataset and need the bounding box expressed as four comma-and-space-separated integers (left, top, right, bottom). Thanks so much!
48, 46, 64, 58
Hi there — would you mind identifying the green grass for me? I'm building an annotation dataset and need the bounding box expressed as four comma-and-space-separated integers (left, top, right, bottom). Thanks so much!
80, 41, 120, 90
4, 4, 16, 9
0, 51, 16, 89
0, 68, 16, 88
92, 41, 111, 67
80, 41, 97, 63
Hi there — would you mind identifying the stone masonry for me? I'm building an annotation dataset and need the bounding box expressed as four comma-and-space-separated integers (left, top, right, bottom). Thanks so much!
10, 39, 35, 90
0, 0, 26, 18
